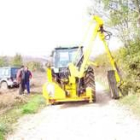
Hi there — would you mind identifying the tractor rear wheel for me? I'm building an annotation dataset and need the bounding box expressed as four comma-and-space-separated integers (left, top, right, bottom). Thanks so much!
85, 67, 96, 102
107, 70, 119, 99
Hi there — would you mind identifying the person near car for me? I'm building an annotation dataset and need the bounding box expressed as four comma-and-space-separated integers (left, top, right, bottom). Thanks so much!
24, 66, 32, 94
16, 65, 25, 95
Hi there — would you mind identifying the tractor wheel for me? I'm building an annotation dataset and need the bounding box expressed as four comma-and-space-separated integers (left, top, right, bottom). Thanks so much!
107, 70, 119, 99
85, 67, 96, 102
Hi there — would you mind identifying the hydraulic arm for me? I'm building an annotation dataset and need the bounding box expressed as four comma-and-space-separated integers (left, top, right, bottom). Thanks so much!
69, 15, 121, 83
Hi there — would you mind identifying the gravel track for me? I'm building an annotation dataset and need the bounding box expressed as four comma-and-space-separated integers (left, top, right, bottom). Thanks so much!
7, 83, 140, 140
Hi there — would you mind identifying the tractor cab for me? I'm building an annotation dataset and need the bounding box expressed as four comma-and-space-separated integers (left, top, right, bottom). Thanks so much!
52, 46, 83, 73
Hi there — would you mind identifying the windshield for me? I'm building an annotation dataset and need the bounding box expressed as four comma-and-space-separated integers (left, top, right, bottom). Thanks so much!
54, 48, 81, 68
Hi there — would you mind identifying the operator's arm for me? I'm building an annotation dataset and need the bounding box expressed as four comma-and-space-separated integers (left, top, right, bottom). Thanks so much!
29, 71, 32, 79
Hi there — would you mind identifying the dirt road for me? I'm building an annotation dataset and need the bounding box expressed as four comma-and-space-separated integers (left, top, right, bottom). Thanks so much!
7, 83, 140, 140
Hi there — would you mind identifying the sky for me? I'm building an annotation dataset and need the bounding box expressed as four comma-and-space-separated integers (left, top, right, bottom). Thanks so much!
0, 0, 122, 58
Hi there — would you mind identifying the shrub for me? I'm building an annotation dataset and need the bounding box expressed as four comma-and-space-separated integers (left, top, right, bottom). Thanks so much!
26, 61, 43, 71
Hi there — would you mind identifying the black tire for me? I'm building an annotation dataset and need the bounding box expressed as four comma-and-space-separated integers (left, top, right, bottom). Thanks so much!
107, 70, 119, 99
1, 82, 8, 90
84, 67, 96, 102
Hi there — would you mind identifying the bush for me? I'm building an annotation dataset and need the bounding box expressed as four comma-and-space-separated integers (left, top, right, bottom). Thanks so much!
26, 61, 44, 71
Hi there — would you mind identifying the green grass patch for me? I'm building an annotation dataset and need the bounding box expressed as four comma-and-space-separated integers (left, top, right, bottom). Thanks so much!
22, 95, 46, 114
0, 132, 4, 140
0, 94, 46, 140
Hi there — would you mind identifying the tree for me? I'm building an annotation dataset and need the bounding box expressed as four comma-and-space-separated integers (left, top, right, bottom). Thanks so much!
26, 61, 43, 71
90, 0, 140, 47
0, 56, 9, 66
11, 53, 23, 66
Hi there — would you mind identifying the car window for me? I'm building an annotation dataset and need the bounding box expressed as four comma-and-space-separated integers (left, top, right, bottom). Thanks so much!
0, 68, 9, 76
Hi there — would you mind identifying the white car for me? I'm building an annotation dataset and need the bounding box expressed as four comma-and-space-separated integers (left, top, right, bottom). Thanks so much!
0, 67, 19, 89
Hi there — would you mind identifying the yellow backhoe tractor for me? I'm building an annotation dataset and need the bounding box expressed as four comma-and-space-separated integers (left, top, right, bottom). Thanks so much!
43, 15, 122, 105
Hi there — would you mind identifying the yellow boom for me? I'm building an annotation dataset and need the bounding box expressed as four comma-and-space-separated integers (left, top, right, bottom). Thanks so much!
69, 15, 121, 83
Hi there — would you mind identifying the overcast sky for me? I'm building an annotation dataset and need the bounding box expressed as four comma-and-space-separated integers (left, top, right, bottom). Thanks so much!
0, 0, 122, 58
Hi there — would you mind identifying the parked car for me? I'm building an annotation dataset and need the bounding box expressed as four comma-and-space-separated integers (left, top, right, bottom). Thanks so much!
0, 66, 20, 89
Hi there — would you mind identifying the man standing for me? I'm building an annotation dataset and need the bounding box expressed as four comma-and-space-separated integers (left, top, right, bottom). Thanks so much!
16, 65, 25, 95
24, 66, 32, 94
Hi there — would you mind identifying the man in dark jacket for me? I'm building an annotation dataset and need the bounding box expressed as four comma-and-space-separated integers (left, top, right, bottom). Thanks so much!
16, 65, 25, 95
24, 66, 32, 94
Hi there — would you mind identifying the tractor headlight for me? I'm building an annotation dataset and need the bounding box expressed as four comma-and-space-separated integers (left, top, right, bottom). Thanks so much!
46, 84, 55, 97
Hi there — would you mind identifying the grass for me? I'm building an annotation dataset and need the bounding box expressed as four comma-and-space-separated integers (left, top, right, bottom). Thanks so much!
0, 94, 46, 140
0, 123, 10, 140
120, 93, 140, 116
98, 78, 140, 118
22, 95, 46, 114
